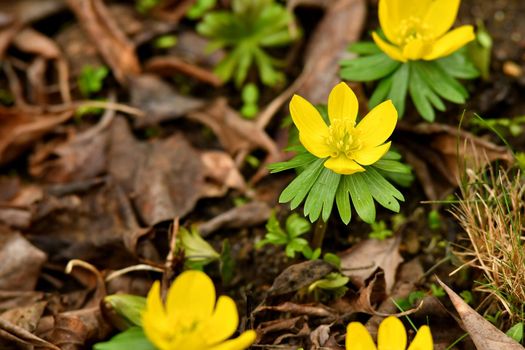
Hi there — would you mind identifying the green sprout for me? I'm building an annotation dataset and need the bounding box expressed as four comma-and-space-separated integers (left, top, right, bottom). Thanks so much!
368, 220, 393, 240
77, 65, 109, 98
256, 211, 319, 259
187, 0, 216, 19
240, 83, 259, 118
178, 227, 220, 270
153, 35, 178, 49
197, 0, 298, 87
308, 272, 349, 301
135, 0, 160, 14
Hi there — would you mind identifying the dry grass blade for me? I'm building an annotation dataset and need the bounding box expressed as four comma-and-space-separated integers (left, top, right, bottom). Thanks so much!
451, 165, 525, 325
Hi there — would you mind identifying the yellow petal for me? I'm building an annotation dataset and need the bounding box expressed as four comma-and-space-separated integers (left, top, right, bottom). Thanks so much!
355, 100, 397, 148
378, 0, 401, 45
377, 316, 407, 350
353, 142, 391, 166
372, 32, 406, 62
324, 155, 365, 175
209, 330, 257, 350
345, 322, 377, 350
423, 0, 461, 38
166, 270, 216, 323
328, 82, 358, 125
402, 39, 429, 61
290, 94, 332, 158
423, 25, 475, 60
206, 296, 239, 345
407, 325, 433, 350
143, 281, 170, 350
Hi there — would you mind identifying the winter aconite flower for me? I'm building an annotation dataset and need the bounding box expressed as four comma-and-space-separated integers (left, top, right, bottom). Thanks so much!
346, 316, 433, 350
142, 270, 256, 350
372, 0, 475, 62
290, 82, 397, 175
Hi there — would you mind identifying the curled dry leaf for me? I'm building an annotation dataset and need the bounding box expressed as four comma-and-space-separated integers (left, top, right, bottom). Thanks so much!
0, 226, 47, 291
200, 150, 246, 197
66, 0, 140, 84
130, 74, 205, 127
268, 260, 335, 296
339, 236, 403, 294
0, 108, 72, 166
438, 278, 525, 350
1, 301, 46, 332
145, 56, 222, 87
198, 201, 271, 237
29, 108, 114, 183
188, 98, 279, 158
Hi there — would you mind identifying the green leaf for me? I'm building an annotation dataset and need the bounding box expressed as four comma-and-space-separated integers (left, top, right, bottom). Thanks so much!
335, 175, 352, 224
285, 213, 311, 238
268, 151, 317, 173
413, 61, 468, 103
279, 159, 325, 209
372, 159, 412, 174
340, 53, 400, 82
506, 323, 524, 342
408, 63, 438, 122
220, 239, 235, 285
369, 74, 393, 109
187, 0, 216, 19
362, 167, 404, 212
234, 46, 254, 87
323, 253, 341, 269
94, 328, 156, 350
104, 295, 146, 328
436, 50, 479, 79
303, 167, 341, 222
387, 63, 409, 116
78, 65, 109, 97
348, 41, 381, 55
346, 174, 375, 224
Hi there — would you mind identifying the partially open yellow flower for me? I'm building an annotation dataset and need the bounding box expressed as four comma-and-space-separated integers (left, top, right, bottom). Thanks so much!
142, 270, 256, 350
290, 82, 397, 175
346, 316, 433, 350
372, 0, 475, 62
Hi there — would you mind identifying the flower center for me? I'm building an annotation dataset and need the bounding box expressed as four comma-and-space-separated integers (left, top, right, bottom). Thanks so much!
325, 118, 362, 158
397, 17, 431, 46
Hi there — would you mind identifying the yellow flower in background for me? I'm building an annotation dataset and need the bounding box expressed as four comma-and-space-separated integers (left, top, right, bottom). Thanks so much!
346, 316, 433, 350
290, 82, 397, 175
142, 270, 256, 350
373, 0, 475, 62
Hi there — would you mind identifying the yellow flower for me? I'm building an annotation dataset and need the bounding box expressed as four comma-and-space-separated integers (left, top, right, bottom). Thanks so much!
346, 316, 433, 350
142, 270, 256, 350
290, 82, 397, 175
372, 0, 475, 62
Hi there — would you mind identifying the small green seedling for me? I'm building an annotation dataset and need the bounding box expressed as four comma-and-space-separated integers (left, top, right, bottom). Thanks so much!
460, 290, 474, 305
506, 322, 524, 343
187, 0, 216, 19
154, 35, 178, 49
197, 0, 298, 87
135, 0, 160, 14
427, 209, 442, 231
256, 211, 315, 259
178, 227, 220, 270
308, 272, 349, 301
78, 65, 109, 97
368, 220, 393, 240
430, 283, 445, 298
240, 83, 259, 118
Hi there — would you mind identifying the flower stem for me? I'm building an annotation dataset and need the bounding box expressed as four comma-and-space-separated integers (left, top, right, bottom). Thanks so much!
312, 219, 327, 249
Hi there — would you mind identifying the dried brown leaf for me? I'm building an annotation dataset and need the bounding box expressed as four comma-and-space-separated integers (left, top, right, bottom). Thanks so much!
268, 260, 335, 296
66, 0, 141, 84
438, 278, 525, 350
0, 226, 47, 291
339, 237, 403, 294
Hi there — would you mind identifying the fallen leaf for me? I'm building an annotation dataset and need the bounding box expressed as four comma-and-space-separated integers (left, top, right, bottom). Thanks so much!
130, 74, 205, 127
145, 56, 222, 87
268, 260, 335, 296
188, 98, 279, 157
0, 316, 60, 350
310, 324, 331, 349
66, 0, 141, 84
198, 201, 271, 237
0, 108, 72, 166
438, 278, 524, 350
200, 150, 246, 197
339, 236, 403, 294
1, 301, 47, 332
29, 108, 113, 183
0, 225, 47, 291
